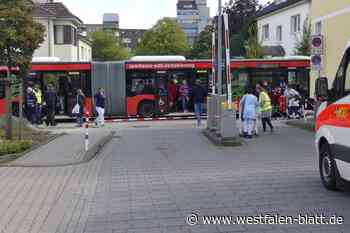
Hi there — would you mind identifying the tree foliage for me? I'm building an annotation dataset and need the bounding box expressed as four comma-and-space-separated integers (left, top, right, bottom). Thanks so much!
91, 31, 130, 61
244, 23, 264, 58
190, 26, 212, 59
295, 18, 311, 56
0, 0, 45, 68
136, 18, 190, 56
0, 0, 45, 140
224, 0, 261, 57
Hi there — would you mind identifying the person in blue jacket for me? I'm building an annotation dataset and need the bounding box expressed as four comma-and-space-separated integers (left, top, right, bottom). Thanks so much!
239, 86, 259, 139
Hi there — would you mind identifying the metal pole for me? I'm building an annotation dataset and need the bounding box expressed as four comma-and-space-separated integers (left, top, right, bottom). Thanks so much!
19, 81, 23, 140
5, 68, 12, 140
217, 0, 223, 95
85, 120, 89, 152
223, 13, 232, 110
211, 31, 216, 95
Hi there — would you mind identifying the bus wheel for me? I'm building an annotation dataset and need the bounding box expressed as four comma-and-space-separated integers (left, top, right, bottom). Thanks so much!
319, 143, 337, 190
138, 101, 155, 118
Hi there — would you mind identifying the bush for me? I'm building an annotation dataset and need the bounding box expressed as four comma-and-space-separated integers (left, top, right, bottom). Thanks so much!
0, 140, 33, 156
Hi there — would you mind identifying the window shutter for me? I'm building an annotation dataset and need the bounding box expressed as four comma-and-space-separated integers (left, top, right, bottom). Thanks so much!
64, 26, 72, 44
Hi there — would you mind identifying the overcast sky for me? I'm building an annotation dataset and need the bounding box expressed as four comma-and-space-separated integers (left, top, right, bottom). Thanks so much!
59, 0, 270, 29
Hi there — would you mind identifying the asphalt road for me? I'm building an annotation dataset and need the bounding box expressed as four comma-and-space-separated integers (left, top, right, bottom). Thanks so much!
0, 120, 349, 233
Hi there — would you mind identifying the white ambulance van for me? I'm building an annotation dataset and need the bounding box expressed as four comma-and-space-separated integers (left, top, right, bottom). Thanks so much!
315, 41, 350, 190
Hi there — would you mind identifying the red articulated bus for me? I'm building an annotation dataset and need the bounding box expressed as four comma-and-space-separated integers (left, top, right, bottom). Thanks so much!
0, 56, 310, 118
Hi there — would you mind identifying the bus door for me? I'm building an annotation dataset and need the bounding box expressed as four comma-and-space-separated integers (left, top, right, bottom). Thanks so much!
155, 71, 168, 114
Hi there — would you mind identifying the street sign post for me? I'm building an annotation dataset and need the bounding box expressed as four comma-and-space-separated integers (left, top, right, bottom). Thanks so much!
311, 35, 324, 72
311, 35, 324, 55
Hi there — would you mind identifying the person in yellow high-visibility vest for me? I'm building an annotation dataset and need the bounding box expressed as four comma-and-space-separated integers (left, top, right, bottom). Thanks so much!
33, 84, 43, 124
256, 85, 274, 133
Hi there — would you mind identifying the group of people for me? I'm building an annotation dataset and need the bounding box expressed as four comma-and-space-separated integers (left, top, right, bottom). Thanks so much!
25, 84, 106, 128
70, 87, 107, 128
26, 84, 59, 126
239, 82, 274, 139
168, 79, 192, 113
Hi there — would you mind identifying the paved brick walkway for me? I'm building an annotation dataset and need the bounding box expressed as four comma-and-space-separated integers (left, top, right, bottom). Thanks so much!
0, 121, 349, 233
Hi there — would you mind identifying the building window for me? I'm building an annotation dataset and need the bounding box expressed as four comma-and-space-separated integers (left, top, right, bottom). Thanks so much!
315, 21, 322, 35
54, 25, 77, 45
291, 14, 301, 33
262, 24, 269, 40
276, 25, 282, 41
54, 26, 64, 44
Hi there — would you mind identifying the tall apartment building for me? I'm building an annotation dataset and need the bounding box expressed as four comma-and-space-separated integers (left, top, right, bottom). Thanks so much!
176, 0, 210, 45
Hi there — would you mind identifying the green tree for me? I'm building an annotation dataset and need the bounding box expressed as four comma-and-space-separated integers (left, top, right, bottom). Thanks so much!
0, 0, 45, 140
244, 23, 264, 58
136, 18, 190, 56
190, 26, 213, 59
295, 18, 311, 56
91, 31, 130, 61
224, 0, 261, 57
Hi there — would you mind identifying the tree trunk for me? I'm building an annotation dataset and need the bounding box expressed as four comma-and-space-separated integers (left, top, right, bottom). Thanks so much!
5, 69, 13, 140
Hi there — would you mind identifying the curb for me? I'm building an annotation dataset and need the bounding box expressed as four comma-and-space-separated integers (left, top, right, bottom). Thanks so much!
1, 131, 115, 168
285, 120, 315, 132
0, 133, 65, 164
202, 128, 242, 147
106, 116, 208, 123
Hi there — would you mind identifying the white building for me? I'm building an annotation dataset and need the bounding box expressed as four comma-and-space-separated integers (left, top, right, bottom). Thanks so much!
31, 0, 92, 62
256, 0, 311, 56
176, 0, 210, 45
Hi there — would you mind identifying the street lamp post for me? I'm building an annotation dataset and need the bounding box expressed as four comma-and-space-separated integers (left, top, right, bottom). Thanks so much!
217, 0, 223, 95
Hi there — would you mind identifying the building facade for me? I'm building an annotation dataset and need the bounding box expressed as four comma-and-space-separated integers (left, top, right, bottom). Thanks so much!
310, 0, 350, 94
257, 0, 311, 57
85, 13, 146, 52
176, 0, 210, 45
32, 0, 92, 62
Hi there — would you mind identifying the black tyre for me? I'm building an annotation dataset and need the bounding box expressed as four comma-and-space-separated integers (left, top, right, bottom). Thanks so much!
319, 143, 337, 190
138, 101, 155, 118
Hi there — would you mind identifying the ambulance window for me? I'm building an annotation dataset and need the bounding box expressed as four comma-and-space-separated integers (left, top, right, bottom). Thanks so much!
345, 61, 350, 94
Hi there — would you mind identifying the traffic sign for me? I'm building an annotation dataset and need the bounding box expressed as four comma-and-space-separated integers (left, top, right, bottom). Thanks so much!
311, 35, 324, 55
311, 54, 322, 71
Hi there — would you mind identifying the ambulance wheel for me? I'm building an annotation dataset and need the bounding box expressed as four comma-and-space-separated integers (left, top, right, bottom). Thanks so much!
138, 101, 155, 118
319, 143, 337, 190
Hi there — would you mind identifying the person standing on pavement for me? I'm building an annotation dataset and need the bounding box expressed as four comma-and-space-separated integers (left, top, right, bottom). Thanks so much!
191, 80, 207, 127
239, 87, 259, 139
44, 84, 58, 126
33, 84, 43, 125
257, 85, 274, 133
94, 88, 106, 127
26, 87, 37, 125
76, 89, 85, 127
179, 79, 189, 112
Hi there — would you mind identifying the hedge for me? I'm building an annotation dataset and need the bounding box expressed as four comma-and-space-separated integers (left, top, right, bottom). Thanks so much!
0, 140, 33, 156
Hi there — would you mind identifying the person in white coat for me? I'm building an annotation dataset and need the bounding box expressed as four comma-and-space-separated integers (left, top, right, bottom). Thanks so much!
239, 87, 259, 139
